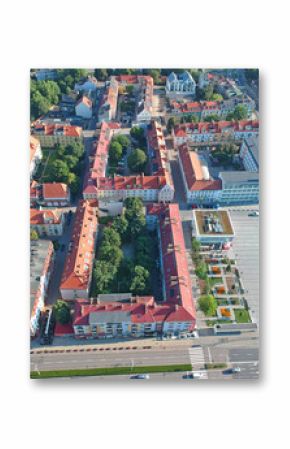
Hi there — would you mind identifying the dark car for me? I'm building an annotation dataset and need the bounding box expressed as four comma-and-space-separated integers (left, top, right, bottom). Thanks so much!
222, 367, 241, 375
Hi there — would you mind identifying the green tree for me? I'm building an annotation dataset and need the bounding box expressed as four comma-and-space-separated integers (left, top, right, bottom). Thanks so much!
114, 134, 130, 150
67, 173, 80, 194
94, 69, 108, 81
64, 155, 78, 170
109, 140, 123, 164
128, 148, 147, 173
191, 238, 201, 253
212, 93, 223, 101
204, 114, 221, 122
130, 126, 145, 143
53, 300, 71, 324
198, 295, 217, 316
66, 142, 84, 159
130, 265, 150, 295
30, 229, 39, 240
112, 215, 128, 238
124, 197, 144, 213
233, 104, 248, 120
203, 84, 214, 101
167, 117, 177, 133
47, 160, 69, 181
126, 84, 134, 95
55, 144, 66, 156
30, 89, 51, 119
147, 69, 161, 84
195, 261, 208, 280
99, 244, 123, 266
92, 261, 114, 294
102, 227, 121, 248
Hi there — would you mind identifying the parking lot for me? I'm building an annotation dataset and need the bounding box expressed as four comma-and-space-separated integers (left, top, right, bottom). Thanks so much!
229, 210, 260, 325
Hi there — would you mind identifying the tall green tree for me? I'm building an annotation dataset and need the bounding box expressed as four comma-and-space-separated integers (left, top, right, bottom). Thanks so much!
198, 295, 217, 316
109, 141, 123, 164
53, 300, 71, 324
130, 265, 150, 295
128, 148, 147, 173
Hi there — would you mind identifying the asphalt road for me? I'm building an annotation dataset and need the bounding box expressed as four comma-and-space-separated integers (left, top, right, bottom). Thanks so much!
31, 347, 193, 371
229, 211, 259, 325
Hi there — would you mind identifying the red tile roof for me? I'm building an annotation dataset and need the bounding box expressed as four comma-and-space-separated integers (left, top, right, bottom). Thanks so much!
156, 204, 195, 317
174, 120, 259, 138
32, 124, 82, 137
42, 183, 69, 200
95, 174, 167, 191
60, 200, 98, 292
73, 300, 194, 326
178, 144, 222, 191
30, 209, 61, 225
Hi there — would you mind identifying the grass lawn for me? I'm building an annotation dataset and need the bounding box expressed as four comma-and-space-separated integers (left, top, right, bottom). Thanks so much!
206, 319, 233, 326
208, 277, 223, 286
205, 363, 227, 370
234, 309, 251, 323
30, 364, 192, 379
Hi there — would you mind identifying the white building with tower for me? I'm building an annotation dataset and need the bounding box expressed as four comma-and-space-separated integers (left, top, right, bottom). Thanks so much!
166, 71, 196, 97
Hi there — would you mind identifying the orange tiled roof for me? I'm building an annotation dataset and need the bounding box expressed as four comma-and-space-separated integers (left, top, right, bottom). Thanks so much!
42, 183, 69, 199
179, 144, 222, 191
30, 209, 61, 225
60, 200, 98, 291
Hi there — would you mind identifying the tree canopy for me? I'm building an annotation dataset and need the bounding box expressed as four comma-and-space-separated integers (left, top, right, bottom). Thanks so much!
53, 300, 71, 324
198, 295, 217, 316
130, 265, 150, 295
128, 148, 147, 173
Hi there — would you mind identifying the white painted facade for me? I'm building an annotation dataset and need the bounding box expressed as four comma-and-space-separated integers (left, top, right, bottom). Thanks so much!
30, 143, 42, 180
31, 213, 65, 237
166, 71, 196, 97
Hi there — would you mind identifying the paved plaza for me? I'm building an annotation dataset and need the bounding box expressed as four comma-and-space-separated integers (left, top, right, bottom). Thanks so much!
229, 211, 260, 326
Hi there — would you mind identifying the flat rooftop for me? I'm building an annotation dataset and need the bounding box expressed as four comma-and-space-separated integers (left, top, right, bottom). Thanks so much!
194, 210, 234, 236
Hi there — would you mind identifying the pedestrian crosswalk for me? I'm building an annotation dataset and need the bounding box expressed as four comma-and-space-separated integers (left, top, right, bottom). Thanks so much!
188, 346, 208, 379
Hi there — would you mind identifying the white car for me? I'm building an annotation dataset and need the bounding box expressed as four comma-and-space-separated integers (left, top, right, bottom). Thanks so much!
183, 372, 202, 379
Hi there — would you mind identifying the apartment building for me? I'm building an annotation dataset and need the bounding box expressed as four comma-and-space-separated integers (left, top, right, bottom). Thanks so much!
75, 95, 93, 119
178, 143, 259, 206
169, 96, 255, 120
72, 203, 196, 339
30, 136, 42, 180
83, 120, 174, 202
173, 120, 259, 146
30, 240, 54, 336
239, 136, 259, 172
31, 123, 83, 147
178, 144, 222, 205
98, 77, 119, 122
60, 200, 98, 300
218, 171, 259, 205
30, 209, 65, 236
30, 182, 70, 207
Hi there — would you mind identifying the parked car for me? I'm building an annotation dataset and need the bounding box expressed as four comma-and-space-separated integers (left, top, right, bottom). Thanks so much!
248, 211, 259, 217
130, 374, 150, 380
